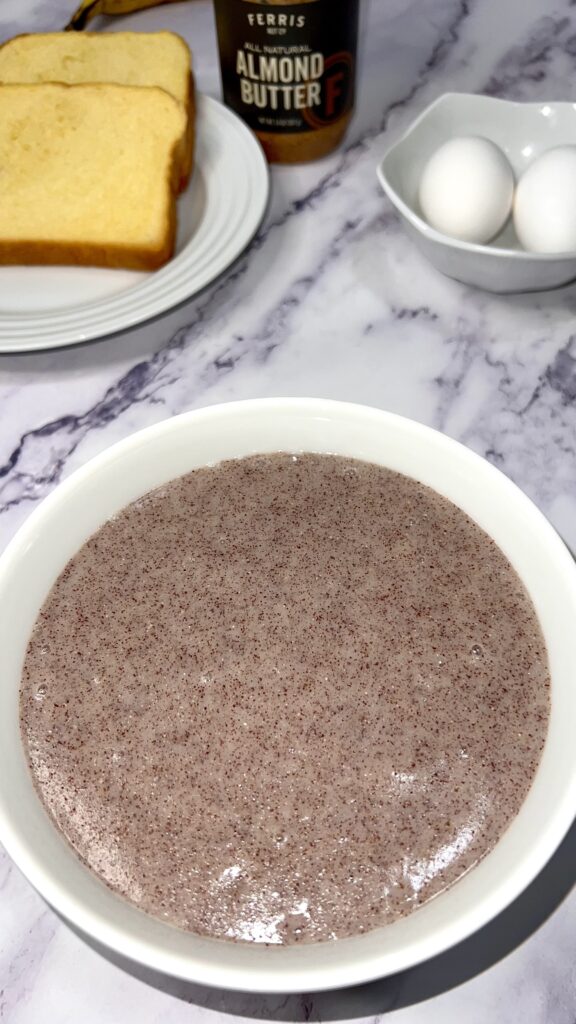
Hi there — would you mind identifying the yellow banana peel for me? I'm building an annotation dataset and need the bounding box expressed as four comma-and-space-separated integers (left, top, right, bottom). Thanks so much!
65, 0, 187, 32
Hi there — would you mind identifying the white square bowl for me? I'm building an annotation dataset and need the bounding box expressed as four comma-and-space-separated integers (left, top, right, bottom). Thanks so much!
377, 93, 576, 293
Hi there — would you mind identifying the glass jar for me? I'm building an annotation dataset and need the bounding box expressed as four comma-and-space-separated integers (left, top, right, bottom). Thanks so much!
213, 0, 360, 163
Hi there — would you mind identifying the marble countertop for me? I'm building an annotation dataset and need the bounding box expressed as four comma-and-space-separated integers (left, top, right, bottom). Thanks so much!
1, 0, 576, 1020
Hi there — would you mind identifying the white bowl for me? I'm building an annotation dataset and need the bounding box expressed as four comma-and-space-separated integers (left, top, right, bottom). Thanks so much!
1, 398, 576, 994
377, 93, 576, 292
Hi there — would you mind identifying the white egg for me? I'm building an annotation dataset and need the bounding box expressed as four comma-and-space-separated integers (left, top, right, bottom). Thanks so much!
514, 146, 576, 253
418, 136, 515, 244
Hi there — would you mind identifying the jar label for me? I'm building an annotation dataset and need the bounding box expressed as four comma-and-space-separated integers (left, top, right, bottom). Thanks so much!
214, 0, 359, 135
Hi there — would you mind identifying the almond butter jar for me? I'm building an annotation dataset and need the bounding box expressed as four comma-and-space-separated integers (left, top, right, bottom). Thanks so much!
213, 0, 360, 163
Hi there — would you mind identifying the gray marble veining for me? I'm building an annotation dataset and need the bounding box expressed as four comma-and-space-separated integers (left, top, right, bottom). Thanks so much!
1, 1, 576, 1021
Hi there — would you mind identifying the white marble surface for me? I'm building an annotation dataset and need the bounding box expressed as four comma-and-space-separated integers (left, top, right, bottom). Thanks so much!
1, 0, 576, 1020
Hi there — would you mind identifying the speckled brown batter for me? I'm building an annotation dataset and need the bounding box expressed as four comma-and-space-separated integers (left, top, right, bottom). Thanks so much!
20, 454, 549, 944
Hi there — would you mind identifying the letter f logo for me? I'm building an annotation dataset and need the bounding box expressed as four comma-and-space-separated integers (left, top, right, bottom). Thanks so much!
326, 70, 345, 118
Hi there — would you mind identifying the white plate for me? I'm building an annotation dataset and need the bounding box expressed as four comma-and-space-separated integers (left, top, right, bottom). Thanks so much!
0, 94, 269, 352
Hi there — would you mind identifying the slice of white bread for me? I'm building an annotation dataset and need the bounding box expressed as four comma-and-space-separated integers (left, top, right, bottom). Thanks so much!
0, 31, 194, 190
0, 83, 187, 271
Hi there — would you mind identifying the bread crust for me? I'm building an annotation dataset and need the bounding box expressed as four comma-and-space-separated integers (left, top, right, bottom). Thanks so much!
0, 227, 176, 272
178, 70, 196, 191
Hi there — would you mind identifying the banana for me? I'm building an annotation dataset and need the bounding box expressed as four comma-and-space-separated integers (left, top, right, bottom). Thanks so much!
65, 0, 188, 32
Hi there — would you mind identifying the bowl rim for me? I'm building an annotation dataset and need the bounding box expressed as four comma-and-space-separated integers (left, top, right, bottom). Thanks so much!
377, 91, 576, 261
1, 396, 576, 994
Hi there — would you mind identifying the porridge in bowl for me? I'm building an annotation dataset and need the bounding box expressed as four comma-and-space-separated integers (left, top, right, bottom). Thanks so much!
20, 452, 549, 944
